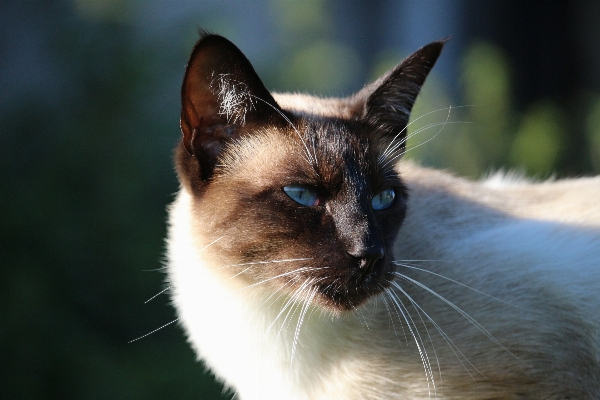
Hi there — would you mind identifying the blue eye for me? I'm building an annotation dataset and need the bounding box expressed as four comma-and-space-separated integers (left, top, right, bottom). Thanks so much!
283, 185, 319, 207
372, 189, 395, 210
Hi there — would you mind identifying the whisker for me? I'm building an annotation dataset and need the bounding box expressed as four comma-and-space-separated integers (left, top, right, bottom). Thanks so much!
250, 94, 317, 168
380, 119, 462, 178
379, 106, 452, 163
291, 285, 318, 363
382, 114, 469, 172
269, 277, 309, 334
390, 280, 478, 382
128, 318, 179, 343
383, 120, 458, 164
257, 278, 296, 309
384, 288, 436, 398
220, 257, 313, 269
379, 120, 473, 181
383, 120, 444, 163
213, 74, 316, 167
242, 266, 327, 290
275, 278, 313, 344
145, 286, 172, 304
391, 272, 519, 361
311, 135, 319, 168
142, 237, 224, 273
198, 236, 225, 253
393, 262, 517, 308
378, 284, 408, 345
398, 122, 472, 160
222, 258, 314, 282
379, 105, 473, 165
133, 238, 225, 343
353, 304, 370, 331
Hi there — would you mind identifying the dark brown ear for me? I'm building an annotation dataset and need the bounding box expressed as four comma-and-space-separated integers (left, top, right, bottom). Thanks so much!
356, 39, 446, 147
180, 33, 281, 180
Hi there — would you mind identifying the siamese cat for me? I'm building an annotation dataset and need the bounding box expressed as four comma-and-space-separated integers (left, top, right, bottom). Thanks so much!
167, 33, 600, 399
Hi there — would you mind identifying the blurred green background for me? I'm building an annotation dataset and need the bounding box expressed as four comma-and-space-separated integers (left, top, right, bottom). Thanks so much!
2, 1, 599, 399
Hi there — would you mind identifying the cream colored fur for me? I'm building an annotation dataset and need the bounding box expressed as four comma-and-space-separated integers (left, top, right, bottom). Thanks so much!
168, 148, 600, 399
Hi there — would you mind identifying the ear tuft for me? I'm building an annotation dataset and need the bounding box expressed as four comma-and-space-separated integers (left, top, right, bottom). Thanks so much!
179, 33, 281, 181
210, 72, 255, 126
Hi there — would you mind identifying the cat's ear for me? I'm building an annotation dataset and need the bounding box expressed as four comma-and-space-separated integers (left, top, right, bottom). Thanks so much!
180, 33, 281, 179
356, 39, 447, 144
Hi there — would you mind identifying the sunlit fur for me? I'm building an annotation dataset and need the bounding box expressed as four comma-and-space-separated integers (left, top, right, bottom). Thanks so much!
168, 162, 600, 399
167, 34, 600, 399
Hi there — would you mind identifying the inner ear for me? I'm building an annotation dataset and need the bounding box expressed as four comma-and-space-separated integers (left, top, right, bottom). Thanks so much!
180, 33, 282, 179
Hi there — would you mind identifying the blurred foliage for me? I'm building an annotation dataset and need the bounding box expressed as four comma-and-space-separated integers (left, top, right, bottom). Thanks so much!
1, 1, 227, 399
408, 40, 599, 178
269, 0, 362, 95
586, 96, 600, 171
2, 0, 599, 399
276, 41, 361, 94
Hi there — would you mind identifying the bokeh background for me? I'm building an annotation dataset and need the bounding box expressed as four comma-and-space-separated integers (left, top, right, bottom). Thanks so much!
3, 1, 600, 399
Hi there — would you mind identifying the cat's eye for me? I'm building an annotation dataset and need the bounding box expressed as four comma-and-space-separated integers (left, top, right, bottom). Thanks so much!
283, 185, 320, 207
372, 189, 395, 210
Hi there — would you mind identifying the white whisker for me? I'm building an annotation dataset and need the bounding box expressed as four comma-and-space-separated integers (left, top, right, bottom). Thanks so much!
250, 94, 317, 168
242, 266, 327, 290
257, 278, 296, 309
390, 280, 477, 382
275, 279, 313, 344
379, 105, 472, 165
291, 285, 318, 363
393, 262, 517, 307
378, 285, 408, 345
392, 272, 519, 361
379, 106, 451, 163
269, 277, 308, 334
145, 286, 171, 304
198, 236, 225, 253
220, 257, 313, 270
391, 121, 471, 164
382, 112, 469, 172
221, 258, 313, 282
128, 318, 179, 343
383, 120, 455, 163
385, 288, 436, 398
352, 301, 371, 331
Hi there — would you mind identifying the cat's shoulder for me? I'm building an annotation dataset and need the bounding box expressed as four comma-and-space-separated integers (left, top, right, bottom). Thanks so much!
398, 160, 600, 226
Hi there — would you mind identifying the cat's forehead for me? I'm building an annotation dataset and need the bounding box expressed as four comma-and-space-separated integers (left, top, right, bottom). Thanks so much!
216, 117, 380, 191
303, 118, 375, 181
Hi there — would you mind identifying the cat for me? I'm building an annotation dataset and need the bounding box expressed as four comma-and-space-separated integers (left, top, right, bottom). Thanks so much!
166, 33, 600, 399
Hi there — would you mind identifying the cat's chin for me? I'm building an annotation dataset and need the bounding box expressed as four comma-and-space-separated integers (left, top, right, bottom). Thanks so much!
313, 263, 394, 313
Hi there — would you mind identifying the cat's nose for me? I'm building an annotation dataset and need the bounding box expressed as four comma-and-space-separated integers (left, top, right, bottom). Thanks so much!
348, 243, 385, 269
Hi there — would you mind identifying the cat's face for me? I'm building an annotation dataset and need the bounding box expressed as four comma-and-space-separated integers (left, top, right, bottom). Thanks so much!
176, 34, 443, 313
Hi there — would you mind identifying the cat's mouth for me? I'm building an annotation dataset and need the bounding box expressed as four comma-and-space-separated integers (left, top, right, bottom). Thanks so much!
313, 257, 394, 312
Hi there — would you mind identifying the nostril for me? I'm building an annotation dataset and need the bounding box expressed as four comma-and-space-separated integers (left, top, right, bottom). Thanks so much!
352, 247, 384, 284
358, 258, 374, 271
349, 246, 385, 269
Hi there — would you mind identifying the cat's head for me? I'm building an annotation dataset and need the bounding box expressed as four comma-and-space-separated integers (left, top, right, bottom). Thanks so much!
176, 33, 444, 314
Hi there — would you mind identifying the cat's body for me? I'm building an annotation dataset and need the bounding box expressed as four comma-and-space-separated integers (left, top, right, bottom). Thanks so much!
167, 34, 600, 399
